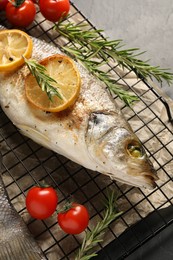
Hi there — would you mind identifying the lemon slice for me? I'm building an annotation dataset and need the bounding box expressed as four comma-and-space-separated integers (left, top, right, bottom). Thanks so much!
0, 29, 33, 72
25, 54, 81, 112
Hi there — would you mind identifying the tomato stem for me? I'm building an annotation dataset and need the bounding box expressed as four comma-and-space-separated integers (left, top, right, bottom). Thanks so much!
37, 180, 51, 188
56, 199, 74, 214
9, 0, 26, 7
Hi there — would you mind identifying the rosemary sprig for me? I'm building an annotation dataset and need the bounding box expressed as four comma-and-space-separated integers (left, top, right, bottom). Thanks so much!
63, 46, 139, 105
55, 20, 173, 105
75, 190, 122, 260
24, 58, 62, 101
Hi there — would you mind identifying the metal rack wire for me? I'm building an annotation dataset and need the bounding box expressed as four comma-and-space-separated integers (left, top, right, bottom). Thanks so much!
0, 2, 173, 260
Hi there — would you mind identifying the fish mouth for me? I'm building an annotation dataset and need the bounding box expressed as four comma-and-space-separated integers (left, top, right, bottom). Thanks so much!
103, 170, 158, 189
126, 159, 159, 189
142, 171, 159, 188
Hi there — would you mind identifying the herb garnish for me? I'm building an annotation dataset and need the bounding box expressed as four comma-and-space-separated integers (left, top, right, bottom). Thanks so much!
24, 58, 62, 101
75, 190, 122, 260
55, 20, 173, 105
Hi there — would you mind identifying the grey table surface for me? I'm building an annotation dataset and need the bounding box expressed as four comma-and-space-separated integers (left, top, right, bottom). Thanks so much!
72, 0, 173, 99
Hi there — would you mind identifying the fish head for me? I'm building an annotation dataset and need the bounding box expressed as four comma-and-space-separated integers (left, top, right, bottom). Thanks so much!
86, 112, 158, 189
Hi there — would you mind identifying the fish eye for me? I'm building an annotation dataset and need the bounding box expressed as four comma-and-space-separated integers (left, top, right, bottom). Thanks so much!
126, 141, 144, 158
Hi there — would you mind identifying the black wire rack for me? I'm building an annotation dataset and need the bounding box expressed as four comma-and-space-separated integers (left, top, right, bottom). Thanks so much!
0, 2, 173, 260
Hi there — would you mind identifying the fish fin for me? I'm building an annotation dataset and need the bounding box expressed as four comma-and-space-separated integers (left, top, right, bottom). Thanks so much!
0, 235, 45, 260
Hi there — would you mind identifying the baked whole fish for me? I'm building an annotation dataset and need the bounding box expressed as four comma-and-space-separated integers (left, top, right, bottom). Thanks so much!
0, 27, 158, 189
0, 152, 46, 259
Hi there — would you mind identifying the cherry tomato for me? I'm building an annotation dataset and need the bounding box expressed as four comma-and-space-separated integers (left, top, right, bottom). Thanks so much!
0, 0, 8, 11
39, 0, 70, 23
6, 0, 36, 27
58, 203, 89, 234
26, 186, 58, 219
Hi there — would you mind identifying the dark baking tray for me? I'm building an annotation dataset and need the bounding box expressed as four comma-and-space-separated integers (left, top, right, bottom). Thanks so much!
97, 205, 173, 259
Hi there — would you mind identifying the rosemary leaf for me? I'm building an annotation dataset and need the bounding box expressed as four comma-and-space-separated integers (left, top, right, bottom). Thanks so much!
24, 58, 62, 101
75, 190, 122, 260
55, 20, 173, 105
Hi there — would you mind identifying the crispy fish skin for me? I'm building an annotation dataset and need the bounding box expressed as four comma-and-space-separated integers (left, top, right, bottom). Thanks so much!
0, 155, 46, 259
0, 29, 158, 189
